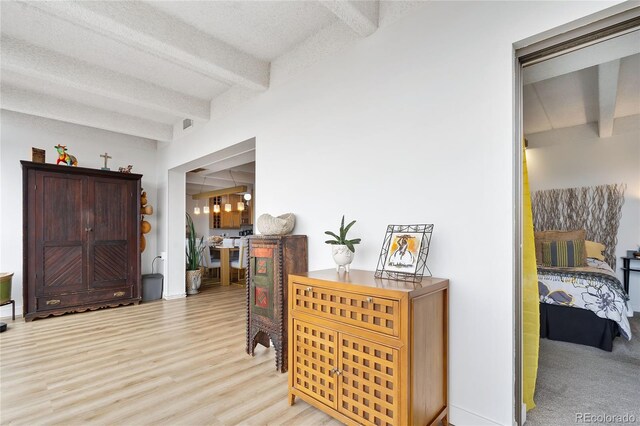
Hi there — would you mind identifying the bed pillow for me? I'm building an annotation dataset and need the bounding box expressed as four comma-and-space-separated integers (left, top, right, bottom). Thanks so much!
585, 240, 606, 261
541, 240, 586, 267
534, 230, 586, 265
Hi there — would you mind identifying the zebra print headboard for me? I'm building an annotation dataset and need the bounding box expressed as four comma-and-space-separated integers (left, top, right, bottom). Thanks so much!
531, 184, 625, 269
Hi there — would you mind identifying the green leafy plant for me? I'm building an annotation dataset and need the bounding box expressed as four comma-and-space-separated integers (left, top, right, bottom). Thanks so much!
185, 213, 205, 270
325, 215, 361, 253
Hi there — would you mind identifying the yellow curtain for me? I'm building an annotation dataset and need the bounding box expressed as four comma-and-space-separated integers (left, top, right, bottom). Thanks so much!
522, 142, 539, 410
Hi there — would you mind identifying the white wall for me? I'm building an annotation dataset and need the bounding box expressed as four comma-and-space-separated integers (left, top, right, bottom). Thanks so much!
526, 116, 640, 310
0, 110, 159, 317
153, 2, 622, 424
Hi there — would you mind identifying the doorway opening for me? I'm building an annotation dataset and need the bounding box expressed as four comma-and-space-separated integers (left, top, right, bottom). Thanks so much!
165, 137, 256, 298
513, 7, 640, 426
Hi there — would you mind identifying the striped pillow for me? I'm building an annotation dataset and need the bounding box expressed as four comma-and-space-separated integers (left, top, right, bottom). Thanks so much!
542, 240, 586, 267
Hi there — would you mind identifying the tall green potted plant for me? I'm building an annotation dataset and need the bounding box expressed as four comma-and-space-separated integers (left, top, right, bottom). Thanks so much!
186, 213, 205, 295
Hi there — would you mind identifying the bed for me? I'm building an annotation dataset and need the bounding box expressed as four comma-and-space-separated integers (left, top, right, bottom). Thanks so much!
531, 184, 630, 351
538, 258, 632, 351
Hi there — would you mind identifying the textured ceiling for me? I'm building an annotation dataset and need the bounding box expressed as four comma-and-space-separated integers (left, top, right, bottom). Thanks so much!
0, 1, 423, 142
146, 1, 337, 61
524, 52, 640, 136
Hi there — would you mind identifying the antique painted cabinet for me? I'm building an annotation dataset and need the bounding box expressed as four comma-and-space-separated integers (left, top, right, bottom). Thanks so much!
288, 269, 449, 426
245, 235, 308, 372
22, 161, 141, 321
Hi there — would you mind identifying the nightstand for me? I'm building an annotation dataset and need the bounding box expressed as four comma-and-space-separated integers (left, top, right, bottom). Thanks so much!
621, 256, 640, 294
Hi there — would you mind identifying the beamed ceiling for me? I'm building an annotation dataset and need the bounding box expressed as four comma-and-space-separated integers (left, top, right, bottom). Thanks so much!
3, 2, 637, 143
0, 0, 420, 143
523, 31, 640, 137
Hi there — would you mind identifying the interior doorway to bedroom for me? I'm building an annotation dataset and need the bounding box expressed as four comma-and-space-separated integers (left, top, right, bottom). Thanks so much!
514, 8, 640, 426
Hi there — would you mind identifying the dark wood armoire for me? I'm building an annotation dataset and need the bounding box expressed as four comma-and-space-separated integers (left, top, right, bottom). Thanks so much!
246, 235, 307, 373
22, 161, 141, 321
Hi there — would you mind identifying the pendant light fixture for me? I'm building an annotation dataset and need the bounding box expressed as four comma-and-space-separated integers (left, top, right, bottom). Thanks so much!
237, 202, 245, 211
226, 170, 238, 213
213, 204, 220, 214
194, 176, 206, 215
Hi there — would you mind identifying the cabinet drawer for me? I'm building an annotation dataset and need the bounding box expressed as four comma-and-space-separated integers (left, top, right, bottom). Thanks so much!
292, 283, 400, 337
37, 288, 132, 311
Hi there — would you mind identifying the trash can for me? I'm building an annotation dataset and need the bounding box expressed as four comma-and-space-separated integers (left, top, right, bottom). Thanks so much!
142, 273, 163, 302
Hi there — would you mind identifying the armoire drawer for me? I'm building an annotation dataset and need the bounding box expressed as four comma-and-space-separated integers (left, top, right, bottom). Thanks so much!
292, 283, 400, 337
37, 288, 132, 311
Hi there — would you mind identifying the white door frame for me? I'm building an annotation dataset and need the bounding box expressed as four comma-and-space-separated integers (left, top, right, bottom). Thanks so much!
512, 6, 640, 425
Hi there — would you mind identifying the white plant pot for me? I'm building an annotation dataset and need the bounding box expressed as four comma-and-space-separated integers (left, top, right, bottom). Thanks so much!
332, 245, 354, 272
186, 269, 202, 295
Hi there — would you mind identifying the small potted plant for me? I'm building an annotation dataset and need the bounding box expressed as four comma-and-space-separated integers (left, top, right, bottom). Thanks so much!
325, 215, 361, 272
185, 213, 205, 295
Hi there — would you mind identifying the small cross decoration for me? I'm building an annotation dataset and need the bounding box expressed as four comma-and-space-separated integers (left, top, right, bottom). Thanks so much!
100, 152, 112, 170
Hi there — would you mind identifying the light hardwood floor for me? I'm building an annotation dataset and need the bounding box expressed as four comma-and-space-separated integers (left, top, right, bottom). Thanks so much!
0, 282, 341, 425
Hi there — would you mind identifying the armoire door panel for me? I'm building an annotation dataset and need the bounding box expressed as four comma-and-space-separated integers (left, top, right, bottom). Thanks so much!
92, 179, 128, 241
36, 173, 87, 294
93, 243, 128, 287
39, 174, 85, 242
41, 245, 84, 295
89, 179, 133, 289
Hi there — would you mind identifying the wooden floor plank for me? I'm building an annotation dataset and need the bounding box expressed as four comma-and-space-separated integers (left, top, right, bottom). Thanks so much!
0, 283, 340, 425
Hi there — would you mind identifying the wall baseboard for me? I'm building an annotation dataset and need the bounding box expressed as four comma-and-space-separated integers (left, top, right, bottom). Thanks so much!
0, 303, 23, 321
163, 293, 186, 300
449, 404, 504, 426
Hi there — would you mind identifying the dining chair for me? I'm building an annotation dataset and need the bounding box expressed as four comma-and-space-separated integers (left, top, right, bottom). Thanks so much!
230, 238, 248, 284
202, 246, 222, 281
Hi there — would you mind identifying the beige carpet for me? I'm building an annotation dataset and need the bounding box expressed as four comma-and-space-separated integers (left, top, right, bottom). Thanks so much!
526, 314, 640, 425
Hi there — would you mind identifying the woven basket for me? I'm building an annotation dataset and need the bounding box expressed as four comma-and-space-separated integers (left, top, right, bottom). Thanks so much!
257, 213, 295, 235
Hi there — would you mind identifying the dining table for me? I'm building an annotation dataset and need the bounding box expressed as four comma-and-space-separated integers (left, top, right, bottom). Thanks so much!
210, 245, 239, 286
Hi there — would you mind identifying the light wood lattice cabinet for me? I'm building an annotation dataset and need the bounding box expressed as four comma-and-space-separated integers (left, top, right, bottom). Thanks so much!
288, 270, 449, 426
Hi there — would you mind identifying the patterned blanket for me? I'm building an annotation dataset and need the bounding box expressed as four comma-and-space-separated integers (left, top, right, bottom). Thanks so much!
538, 258, 632, 339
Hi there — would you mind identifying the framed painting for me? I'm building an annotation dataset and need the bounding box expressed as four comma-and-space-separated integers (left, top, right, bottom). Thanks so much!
375, 224, 434, 282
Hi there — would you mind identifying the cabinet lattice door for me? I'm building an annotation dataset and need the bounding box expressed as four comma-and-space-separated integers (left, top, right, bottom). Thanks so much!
292, 320, 338, 409
339, 334, 399, 426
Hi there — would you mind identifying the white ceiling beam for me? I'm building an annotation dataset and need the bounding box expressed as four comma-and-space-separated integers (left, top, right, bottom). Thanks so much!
28, 1, 270, 90
198, 151, 257, 175
1, 36, 210, 122
185, 175, 247, 189
205, 170, 255, 184
226, 163, 256, 174
598, 59, 621, 138
1, 85, 173, 141
523, 30, 640, 85
186, 182, 221, 194
319, 0, 378, 37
